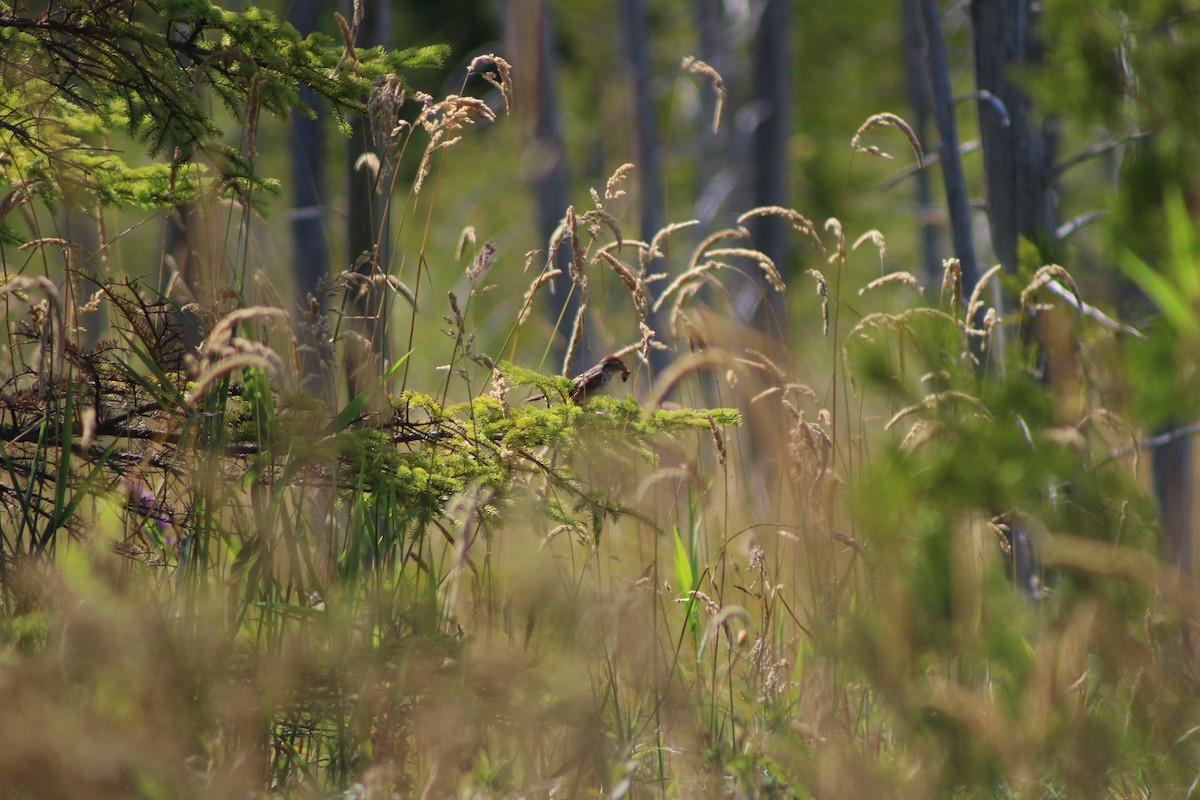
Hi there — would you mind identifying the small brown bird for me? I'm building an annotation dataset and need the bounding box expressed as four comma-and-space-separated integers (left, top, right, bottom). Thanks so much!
532, 354, 631, 404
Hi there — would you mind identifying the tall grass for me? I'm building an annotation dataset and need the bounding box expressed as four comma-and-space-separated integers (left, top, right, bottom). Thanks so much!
0, 58, 1196, 800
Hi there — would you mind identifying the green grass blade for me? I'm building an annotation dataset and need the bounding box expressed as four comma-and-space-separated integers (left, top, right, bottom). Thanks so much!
330, 350, 412, 433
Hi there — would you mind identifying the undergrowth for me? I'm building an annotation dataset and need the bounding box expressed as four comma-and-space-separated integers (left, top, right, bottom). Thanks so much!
1, 25, 1198, 800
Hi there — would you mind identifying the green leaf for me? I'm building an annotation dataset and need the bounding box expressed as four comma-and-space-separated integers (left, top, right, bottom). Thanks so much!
1116, 246, 1200, 335
672, 525, 695, 595
330, 351, 412, 432
1164, 184, 1199, 299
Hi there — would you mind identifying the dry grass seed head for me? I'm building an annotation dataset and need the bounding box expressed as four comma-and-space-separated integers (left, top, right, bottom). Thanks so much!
656, 260, 728, 315
788, 412, 831, 491
707, 413, 727, 466
647, 349, 737, 406
605, 163, 636, 202
0, 178, 45, 223
638, 320, 664, 357
689, 226, 751, 273
581, 208, 623, 251
704, 247, 784, 293
824, 218, 846, 264
898, 418, 937, 452
202, 306, 287, 358
186, 351, 282, 406
742, 349, 789, 386
750, 386, 782, 404
667, 280, 715, 333
329, 10, 358, 79
411, 95, 496, 195
852, 229, 887, 264
557, 207, 587, 284
561, 301, 588, 377
851, 112, 924, 165
858, 271, 923, 297
456, 227, 476, 260
738, 206, 824, 254
788, 383, 819, 403
941, 258, 963, 309
965, 263, 1004, 333
467, 53, 513, 114
980, 306, 999, 352
988, 516, 1013, 555
518, 269, 562, 326
1021, 264, 1082, 314
467, 240, 496, 285
644, 219, 701, 273
884, 390, 991, 431
369, 73, 407, 156
806, 269, 829, 336
597, 250, 647, 320
680, 55, 726, 134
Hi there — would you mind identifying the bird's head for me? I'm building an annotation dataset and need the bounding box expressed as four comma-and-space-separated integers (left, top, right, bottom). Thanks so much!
600, 354, 630, 382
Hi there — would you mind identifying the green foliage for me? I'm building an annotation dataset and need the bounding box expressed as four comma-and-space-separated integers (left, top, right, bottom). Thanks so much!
0, 0, 447, 227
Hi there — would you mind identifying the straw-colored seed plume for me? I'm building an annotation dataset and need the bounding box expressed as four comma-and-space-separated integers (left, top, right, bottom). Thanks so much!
707, 414, 727, 466
688, 226, 750, 273
884, 390, 991, 431
654, 260, 725, 314
582, 208, 623, 251
562, 302, 588, 377
467, 53, 513, 114
597, 249, 647, 320
1021, 264, 1082, 313
941, 258, 962, 309
202, 306, 287, 358
851, 112, 924, 165
606, 163, 635, 202
738, 206, 824, 253
859, 271, 923, 296
742, 349, 788, 386
456, 227, 476, 260
467, 240, 496, 284
705, 247, 784, 292
965, 263, 1004, 332
806, 269, 830, 335
824, 218, 846, 264
681, 56, 726, 134
852, 229, 887, 263
645, 220, 701, 273
518, 269, 562, 325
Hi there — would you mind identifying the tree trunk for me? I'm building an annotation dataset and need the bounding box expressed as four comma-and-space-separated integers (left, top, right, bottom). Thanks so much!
919, 0, 980, 290
735, 0, 790, 338
506, 0, 586, 374
901, 0, 941, 283
341, 0, 392, 395
970, 0, 1061, 596
289, 0, 332, 397
970, 0, 1057, 274
618, 0, 669, 373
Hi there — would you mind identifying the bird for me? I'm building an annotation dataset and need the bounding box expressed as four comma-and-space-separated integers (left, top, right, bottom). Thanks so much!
531, 354, 631, 404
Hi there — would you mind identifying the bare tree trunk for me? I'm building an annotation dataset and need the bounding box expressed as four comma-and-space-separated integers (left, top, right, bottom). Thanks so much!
344, 0, 391, 394
970, 0, 1057, 274
919, 0, 979, 290
506, 0, 586, 374
735, 0, 790, 339
617, 0, 669, 373
1155, 436, 1195, 575
289, 0, 332, 397
970, 0, 1061, 597
901, 0, 941, 283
